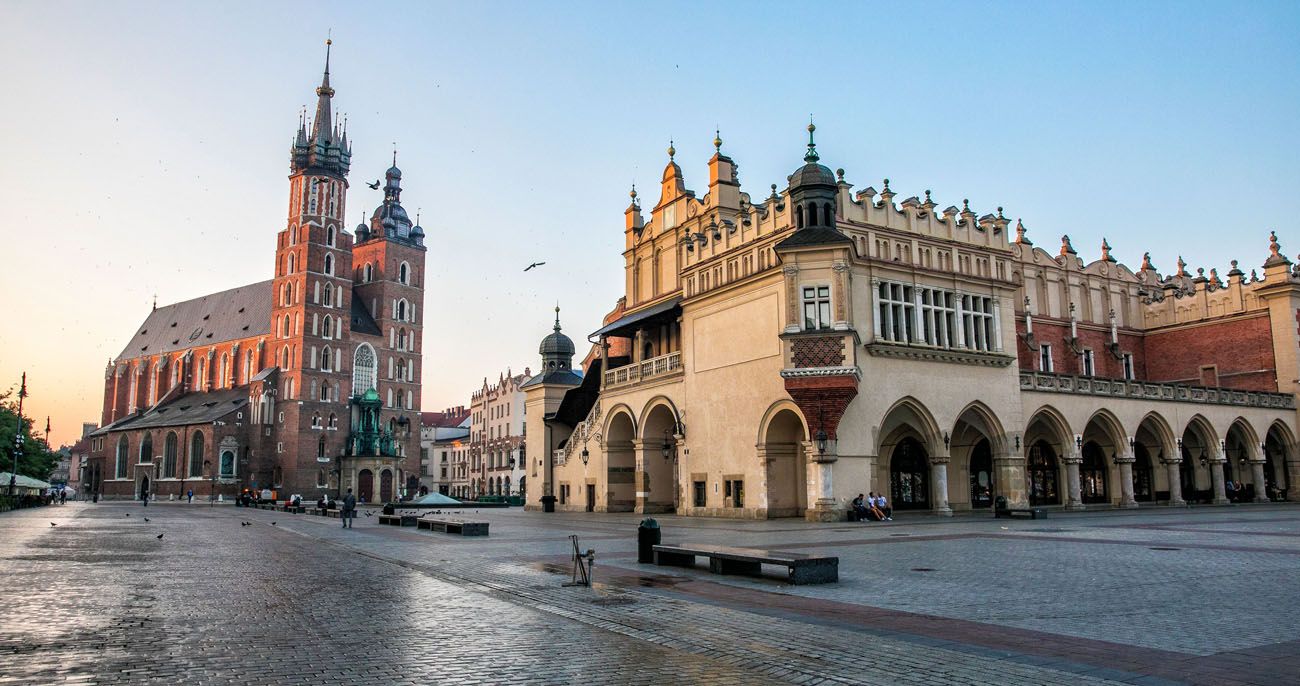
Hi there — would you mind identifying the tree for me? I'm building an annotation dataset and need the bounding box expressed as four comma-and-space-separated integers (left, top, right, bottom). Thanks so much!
0, 389, 58, 482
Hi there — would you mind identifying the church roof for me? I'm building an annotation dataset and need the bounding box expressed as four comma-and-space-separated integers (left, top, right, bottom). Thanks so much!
349, 290, 382, 336
92, 387, 249, 435
116, 281, 272, 361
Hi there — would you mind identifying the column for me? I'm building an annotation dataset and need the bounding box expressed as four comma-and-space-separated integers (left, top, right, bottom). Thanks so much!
1064, 454, 1084, 509
1116, 453, 1138, 508
930, 457, 952, 516
1165, 459, 1186, 506
1210, 449, 1229, 505
993, 453, 1028, 509
803, 440, 839, 522
1250, 460, 1270, 503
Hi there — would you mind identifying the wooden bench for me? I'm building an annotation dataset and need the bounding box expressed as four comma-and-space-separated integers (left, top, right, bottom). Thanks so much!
279, 504, 305, 513
652, 544, 838, 585
995, 506, 1046, 519
416, 517, 489, 536
378, 514, 418, 527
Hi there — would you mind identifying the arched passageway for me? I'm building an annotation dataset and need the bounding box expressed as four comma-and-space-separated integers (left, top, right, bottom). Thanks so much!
1133, 443, 1155, 502
605, 412, 636, 512
1264, 425, 1291, 501
639, 403, 679, 514
1080, 441, 1109, 505
968, 439, 994, 509
761, 408, 807, 518
890, 437, 930, 511
1027, 440, 1060, 506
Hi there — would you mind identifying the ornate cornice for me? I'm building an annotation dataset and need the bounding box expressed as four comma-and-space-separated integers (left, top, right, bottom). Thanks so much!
1019, 371, 1296, 410
779, 366, 861, 379
865, 343, 1016, 368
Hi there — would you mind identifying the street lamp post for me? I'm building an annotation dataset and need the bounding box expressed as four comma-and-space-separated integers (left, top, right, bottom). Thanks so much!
9, 373, 27, 496
204, 459, 213, 507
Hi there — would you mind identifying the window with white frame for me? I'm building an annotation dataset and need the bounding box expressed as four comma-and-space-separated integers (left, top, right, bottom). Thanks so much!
877, 282, 915, 343
1039, 343, 1054, 372
918, 287, 956, 348
1082, 349, 1096, 377
960, 294, 996, 352
802, 286, 832, 330
1122, 353, 1135, 381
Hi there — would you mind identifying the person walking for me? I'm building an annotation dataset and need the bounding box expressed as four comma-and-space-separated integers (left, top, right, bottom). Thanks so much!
186, 489, 193, 504
142, 490, 149, 507
341, 488, 356, 529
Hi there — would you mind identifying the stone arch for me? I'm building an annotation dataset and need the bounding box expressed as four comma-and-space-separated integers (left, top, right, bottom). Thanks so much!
1224, 417, 1261, 499
602, 403, 638, 442
1264, 420, 1294, 500
758, 401, 809, 518
604, 408, 637, 513
951, 401, 1007, 510
1179, 414, 1218, 503
1081, 409, 1126, 506
1024, 405, 1073, 507
637, 398, 679, 514
877, 397, 943, 458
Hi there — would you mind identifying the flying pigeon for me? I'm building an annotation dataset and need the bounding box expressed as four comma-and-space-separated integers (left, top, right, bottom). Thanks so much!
523, 262, 546, 272
366, 180, 381, 190
50, 522, 57, 527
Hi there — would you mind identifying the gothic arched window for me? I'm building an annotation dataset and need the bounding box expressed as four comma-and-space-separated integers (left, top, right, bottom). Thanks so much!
327, 226, 336, 247
364, 263, 373, 282
322, 315, 333, 339
321, 345, 333, 372
324, 253, 334, 276
399, 262, 409, 285
189, 432, 205, 478
115, 435, 129, 479
352, 343, 377, 393
288, 253, 297, 274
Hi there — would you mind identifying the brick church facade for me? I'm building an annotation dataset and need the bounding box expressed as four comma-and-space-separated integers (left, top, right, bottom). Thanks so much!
89, 44, 426, 503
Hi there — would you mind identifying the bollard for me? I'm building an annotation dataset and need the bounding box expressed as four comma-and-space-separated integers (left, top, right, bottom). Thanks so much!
637, 518, 661, 564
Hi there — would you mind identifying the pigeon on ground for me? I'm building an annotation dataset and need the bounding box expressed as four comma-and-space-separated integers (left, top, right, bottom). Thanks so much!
271, 522, 277, 526
143, 517, 150, 522
50, 522, 57, 527
125, 513, 130, 517
156, 533, 164, 539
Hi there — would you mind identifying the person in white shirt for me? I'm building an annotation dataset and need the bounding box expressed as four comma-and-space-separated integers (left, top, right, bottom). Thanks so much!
873, 493, 892, 520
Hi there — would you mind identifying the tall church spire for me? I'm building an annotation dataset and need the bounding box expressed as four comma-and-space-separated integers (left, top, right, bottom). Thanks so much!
311, 38, 335, 144
290, 38, 350, 177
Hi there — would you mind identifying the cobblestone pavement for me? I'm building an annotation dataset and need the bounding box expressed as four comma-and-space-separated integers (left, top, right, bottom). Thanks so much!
3, 502, 1298, 685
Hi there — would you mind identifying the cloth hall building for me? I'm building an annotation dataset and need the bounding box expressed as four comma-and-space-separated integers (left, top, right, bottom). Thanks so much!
525, 128, 1299, 519
88, 46, 427, 503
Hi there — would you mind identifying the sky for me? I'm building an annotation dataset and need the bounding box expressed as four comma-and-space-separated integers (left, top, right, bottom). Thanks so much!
1, 1, 1297, 447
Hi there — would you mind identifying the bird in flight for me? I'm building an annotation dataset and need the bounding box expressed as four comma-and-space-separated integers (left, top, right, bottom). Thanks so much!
49, 522, 57, 527
366, 180, 381, 190
524, 262, 546, 272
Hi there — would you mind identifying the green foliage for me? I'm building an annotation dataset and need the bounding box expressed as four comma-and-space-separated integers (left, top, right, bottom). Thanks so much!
0, 390, 58, 482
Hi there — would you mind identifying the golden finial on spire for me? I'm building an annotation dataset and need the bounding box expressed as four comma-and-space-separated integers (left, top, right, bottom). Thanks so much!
713, 127, 722, 153
667, 139, 675, 160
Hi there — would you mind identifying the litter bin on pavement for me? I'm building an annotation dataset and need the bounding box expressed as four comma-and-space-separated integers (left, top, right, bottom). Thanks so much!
637, 518, 661, 563
540, 495, 557, 513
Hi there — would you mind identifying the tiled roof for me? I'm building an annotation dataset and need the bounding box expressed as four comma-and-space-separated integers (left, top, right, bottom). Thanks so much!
116, 281, 273, 361
421, 409, 470, 428
94, 387, 249, 434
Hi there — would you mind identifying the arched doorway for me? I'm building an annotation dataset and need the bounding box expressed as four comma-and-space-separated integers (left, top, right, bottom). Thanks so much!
761, 407, 807, 518
1180, 420, 1215, 504
969, 438, 993, 508
1080, 441, 1109, 504
605, 411, 636, 512
358, 469, 374, 503
890, 437, 929, 510
1133, 443, 1154, 502
1027, 440, 1060, 506
380, 468, 393, 502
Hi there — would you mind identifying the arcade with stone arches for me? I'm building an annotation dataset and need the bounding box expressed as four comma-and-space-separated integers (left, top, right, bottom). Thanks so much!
845, 395, 1297, 516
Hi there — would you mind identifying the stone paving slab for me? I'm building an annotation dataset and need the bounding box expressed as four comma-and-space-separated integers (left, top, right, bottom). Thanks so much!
5, 502, 1300, 684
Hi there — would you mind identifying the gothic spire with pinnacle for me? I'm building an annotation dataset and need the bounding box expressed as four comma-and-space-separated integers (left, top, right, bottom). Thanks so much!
311, 38, 335, 143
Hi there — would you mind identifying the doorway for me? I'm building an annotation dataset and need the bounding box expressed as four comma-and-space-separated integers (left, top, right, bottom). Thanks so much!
586, 484, 596, 512
358, 469, 374, 503
890, 437, 929, 510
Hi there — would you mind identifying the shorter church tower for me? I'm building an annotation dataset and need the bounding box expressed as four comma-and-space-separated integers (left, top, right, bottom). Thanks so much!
522, 308, 582, 511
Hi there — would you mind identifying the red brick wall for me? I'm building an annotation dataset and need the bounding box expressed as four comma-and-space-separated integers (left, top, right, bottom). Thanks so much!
1014, 319, 1146, 379
784, 374, 859, 440
1144, 313, 1276, 391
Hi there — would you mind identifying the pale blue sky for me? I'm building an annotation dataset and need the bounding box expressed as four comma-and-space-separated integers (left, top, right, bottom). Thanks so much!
2, 1, 1297, 445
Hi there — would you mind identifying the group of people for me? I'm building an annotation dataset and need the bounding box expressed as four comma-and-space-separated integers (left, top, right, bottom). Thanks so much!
851, 493, 893, 521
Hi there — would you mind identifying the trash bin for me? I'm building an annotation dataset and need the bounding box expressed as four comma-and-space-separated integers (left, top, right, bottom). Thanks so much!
541, 495, 557, 513
382, 503, 396, 515
637, 518, 661, 563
